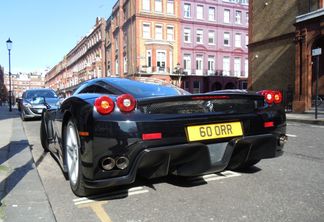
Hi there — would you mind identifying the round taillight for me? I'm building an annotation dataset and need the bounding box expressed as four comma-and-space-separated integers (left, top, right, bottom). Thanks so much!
94, 96, 115, 115
116, 94, 136, 112
264, 91, 275, 104
274, 91, 282, 104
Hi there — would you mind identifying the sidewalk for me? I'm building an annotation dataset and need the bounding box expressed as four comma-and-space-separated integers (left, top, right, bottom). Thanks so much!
286, 109, 324, 125
0, 105, 56, 222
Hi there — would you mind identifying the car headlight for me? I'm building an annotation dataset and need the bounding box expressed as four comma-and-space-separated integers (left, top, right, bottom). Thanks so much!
23, 102, 32, 108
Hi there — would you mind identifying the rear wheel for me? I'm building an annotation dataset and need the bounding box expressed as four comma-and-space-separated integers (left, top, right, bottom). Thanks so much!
40, 117, 49, 151
64, 119, 88, 197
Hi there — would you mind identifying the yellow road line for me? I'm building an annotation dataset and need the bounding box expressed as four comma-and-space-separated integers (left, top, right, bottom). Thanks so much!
78, 201, 112, 222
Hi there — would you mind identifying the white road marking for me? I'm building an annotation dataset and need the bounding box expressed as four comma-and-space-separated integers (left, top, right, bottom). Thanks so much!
189, 171, 241, 184
286, 134, 297, 138
310, 125, 324, 129
73, 186, 149, 206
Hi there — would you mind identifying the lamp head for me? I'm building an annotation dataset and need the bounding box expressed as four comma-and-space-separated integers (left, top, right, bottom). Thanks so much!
6, 38, 12, 51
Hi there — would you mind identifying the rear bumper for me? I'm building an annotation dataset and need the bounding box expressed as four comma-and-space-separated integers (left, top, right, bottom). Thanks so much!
83, 133, 285, 189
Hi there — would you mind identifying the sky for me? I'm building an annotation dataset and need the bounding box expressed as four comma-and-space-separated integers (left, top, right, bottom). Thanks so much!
0, 0, 114, 74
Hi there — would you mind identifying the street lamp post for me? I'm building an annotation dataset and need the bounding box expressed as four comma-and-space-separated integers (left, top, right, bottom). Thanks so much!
6, 38, 12, 112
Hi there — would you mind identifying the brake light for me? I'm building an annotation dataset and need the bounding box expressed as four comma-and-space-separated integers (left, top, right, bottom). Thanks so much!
95, 96, 115, 115
192, 95, 230, 100
264, 121, 274, 128
116, 94, 136, 112
142, 132, 162, 141
259, 90, 282, 105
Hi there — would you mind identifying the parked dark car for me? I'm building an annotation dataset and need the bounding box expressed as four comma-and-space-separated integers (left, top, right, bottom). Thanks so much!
20, 88, 59, 121
40, 77, 287, 196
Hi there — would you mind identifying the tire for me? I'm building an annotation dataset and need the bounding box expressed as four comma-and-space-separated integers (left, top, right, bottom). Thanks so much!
64, 119, 89, 197
40, 117, 49, 151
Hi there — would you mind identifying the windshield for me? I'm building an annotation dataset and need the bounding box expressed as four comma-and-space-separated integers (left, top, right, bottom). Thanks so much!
25, 90, 57, 99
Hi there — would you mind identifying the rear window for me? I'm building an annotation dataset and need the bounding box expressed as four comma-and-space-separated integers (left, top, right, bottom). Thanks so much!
109, 78, 190, 98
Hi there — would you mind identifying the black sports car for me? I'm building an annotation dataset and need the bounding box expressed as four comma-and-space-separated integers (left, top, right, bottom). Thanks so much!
40, 77, 287, 196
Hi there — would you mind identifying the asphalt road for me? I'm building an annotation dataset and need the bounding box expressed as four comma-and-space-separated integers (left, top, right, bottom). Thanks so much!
22, 120, 324, 222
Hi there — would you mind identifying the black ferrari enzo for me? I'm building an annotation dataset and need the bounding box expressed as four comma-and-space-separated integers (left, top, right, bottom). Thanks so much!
40, 77, 287, 196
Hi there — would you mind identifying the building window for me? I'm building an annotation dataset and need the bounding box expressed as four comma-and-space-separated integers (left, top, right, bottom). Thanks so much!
184, 28, 191, 43
184, 81, 189, 91
224, 9, 230, 23
208, 31, 215, 45
208, 56, 215, 75
167, 0, 174, 14
234, 58, 241, 77
223, 56, 230, 76
184, 3, 191, 18
196, 29, 203, 44
143, 23, 151, 39
167, 26, 174, 41
155, 25, 163, 40
115, 36, 119, 50
157, 50, 166, 72
208, 7, 215, 21
193, 81, 200, 93
246, 12, 249, 24
244, 58, 248, 77
224, 32, 230, 46
147, 50, 152, 72
143, 0, 150, 11
155, 0, 162, 13
197, 5, 203, 20
124, 56, 128, 73
235, 33, 241, 48
235, 11, 242, 24
245, 35, 248, 47
183, 54, 191, 75
196, 55, 203, 75
115, 58, 119, 75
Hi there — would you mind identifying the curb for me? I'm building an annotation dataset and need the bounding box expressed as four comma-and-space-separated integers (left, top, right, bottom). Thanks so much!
286, 118, 324, 125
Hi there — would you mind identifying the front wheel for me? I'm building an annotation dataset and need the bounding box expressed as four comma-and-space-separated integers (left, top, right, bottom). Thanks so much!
64, 119, 89, 197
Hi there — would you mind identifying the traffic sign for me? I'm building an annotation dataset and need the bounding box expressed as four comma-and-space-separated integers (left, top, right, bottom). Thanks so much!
312, 48, 322, 56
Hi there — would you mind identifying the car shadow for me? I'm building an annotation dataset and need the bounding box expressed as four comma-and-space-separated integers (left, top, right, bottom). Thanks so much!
84, 167, 262, 201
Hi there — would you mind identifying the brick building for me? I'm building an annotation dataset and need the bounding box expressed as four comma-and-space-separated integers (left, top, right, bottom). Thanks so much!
45, 0, 250, 94
180, 0, 249, 93
106, 0, 181, 85
45, 18, 106, 96
249, 0, 324, 112
0, 66, 6, 102
2, 72, 45, 102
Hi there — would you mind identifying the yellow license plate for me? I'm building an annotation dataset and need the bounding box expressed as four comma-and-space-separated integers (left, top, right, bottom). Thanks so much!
186, 122, 243, 142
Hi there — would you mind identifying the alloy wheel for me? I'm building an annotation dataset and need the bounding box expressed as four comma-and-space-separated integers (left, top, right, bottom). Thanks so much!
65, 122, 79, 186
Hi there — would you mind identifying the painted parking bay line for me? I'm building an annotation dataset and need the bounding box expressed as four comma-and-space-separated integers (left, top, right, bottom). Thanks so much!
73, 186, 149, 206
286, 134, 297, 138
189, 170, 241, 185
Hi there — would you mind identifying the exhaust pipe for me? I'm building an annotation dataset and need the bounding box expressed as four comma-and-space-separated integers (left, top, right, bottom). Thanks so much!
279, 135, 288, 146
101, 157, 115, 171
116, 156, 129, 170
